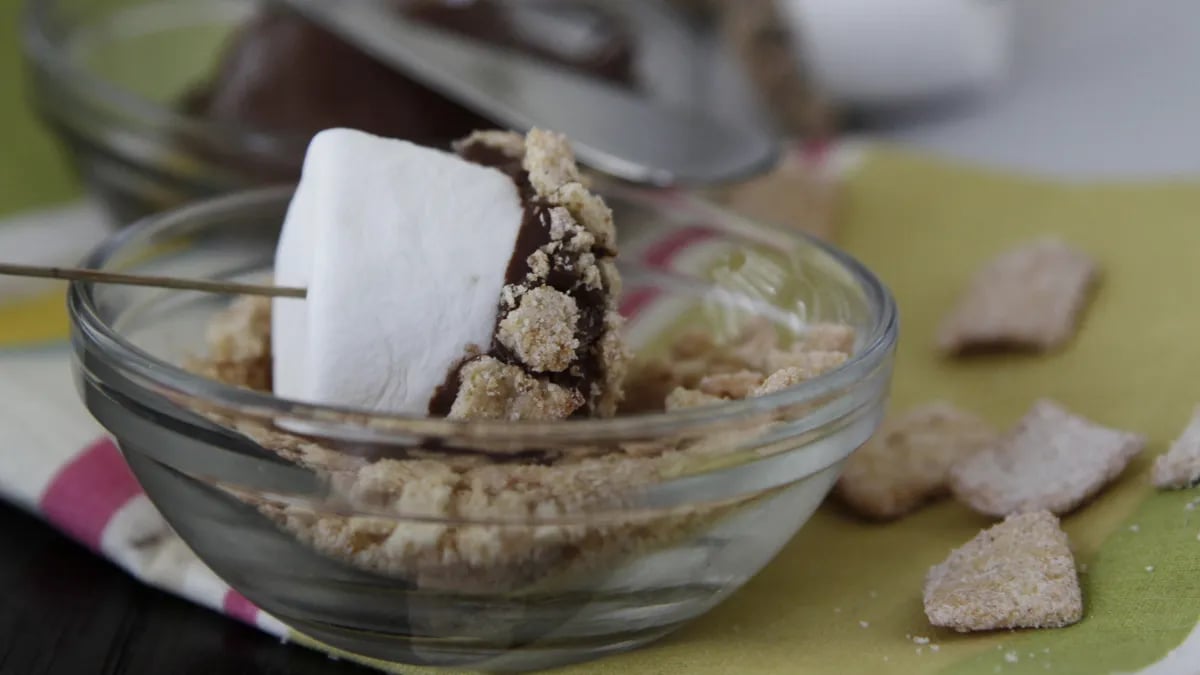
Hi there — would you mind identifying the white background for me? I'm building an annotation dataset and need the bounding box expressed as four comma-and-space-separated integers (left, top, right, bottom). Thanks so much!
874, 0, 1200, 180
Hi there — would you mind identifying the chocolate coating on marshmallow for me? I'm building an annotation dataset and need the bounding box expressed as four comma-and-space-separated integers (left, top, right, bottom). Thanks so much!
429, 129, 626, 420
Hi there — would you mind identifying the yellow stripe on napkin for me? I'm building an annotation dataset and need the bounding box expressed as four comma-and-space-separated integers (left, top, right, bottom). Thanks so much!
0, 291, 69, 347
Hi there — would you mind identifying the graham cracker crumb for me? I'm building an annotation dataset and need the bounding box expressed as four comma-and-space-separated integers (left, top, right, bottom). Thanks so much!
581, 263, 602, 291
836, 402, 998, 520
763, 349, 848, 379
567, 229, 596, 253
949, 399, 1145, 517
752, 367, 809, 396
497, 287, 580, 373
936, 238, 1100, 355
449, 356, 583, 421
554, 182, 616, 252
728, 318, 779, 370
598, 259, 621, 298
666, 387, 725, 411
594, 314, 630, 418
622, 319, 855, 409
697, 370, 765, 399
189, 295, 272, 391
924, 511, 1082, 632
1153, 406, 1200, 489
799, 323, 856, 354
620, 358, 679, 414
546, 206, 574, 243
527, 249, 552, 280
672, 331, 718, 360
524, 128, 581, 197
452, 129, 526, 159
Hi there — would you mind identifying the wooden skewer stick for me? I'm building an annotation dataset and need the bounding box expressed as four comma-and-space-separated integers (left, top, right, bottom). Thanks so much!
0, 263, 307, 299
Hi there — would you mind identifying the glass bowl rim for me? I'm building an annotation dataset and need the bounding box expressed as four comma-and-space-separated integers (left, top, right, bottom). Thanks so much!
68, 185, 897, 445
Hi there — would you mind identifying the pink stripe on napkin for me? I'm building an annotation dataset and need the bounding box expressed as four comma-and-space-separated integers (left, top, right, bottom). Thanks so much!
619, 287, 659, 319
38, 438, 143, 551
642, 226, 716, 270
223, 589, 261, 626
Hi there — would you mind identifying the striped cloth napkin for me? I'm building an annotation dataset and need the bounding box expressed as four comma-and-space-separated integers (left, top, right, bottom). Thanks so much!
0, 198, 293, 637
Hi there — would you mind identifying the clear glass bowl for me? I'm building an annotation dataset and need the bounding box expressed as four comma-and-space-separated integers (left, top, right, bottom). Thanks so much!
68, 186, 896, 671
23, 0, 827, 222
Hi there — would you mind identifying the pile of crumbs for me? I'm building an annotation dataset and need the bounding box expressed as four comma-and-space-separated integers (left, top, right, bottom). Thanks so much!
193, 297, 854, 592
621, 317, 853, 414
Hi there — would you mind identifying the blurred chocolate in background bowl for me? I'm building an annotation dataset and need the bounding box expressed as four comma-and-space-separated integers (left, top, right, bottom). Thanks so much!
24, 0, 832, 222
180, 1, 639, 170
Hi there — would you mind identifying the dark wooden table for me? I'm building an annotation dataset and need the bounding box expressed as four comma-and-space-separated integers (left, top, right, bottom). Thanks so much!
0, 502, 376, 675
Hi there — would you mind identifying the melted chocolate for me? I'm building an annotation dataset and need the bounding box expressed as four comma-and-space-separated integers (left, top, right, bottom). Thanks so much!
426, 352, 471, 417
185, 1, 636, 151
426, 142, 610, 417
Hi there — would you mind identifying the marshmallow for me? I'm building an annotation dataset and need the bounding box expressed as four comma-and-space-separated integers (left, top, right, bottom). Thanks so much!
273, 128, 524, 415
272, 128, 627, 420
780, 0, 1013, 107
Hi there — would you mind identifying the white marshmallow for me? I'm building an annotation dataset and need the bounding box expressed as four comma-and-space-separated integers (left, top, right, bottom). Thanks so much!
781, 0, 1013, 107
272, 128, 525, 415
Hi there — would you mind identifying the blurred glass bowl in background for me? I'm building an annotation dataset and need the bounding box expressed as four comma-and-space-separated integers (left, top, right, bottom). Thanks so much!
22, 0, 828, 222
24, 0, 301, 220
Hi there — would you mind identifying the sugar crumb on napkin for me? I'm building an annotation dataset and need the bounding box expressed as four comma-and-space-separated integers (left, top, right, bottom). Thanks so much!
936, 238, 1100, 355
836, 401, 997, 520
924, 511, 1082, 632
1153, 405, 1200, 489
949, 399, 1144, 517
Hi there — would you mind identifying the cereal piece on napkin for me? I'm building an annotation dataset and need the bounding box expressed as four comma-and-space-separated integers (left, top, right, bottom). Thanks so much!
837, 402, 998, 520
936, 238, 1099, 354
1153, 406, 1200, 489
924, 511, 1082, 632
949, 399, 1145, 517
